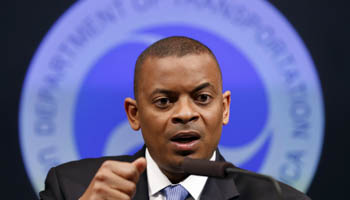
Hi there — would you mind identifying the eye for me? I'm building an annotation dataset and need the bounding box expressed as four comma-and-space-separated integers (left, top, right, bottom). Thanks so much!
154, 97, 171, 108
195, 94, 212, 105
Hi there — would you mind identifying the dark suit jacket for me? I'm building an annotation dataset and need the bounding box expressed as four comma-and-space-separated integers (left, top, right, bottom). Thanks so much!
39, 148, 311, 200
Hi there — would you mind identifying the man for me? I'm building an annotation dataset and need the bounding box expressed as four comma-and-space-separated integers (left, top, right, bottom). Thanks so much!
40, 36, 311, 200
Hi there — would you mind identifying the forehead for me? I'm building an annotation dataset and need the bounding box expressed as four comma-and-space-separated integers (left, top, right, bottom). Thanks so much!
138, 54, 222, 93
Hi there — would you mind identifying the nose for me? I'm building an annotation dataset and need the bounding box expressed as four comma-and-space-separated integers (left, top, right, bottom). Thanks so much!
171, 98, 199, 124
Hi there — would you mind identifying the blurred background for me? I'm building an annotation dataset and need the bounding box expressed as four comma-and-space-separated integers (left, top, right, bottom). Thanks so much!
3, 0, 348, 199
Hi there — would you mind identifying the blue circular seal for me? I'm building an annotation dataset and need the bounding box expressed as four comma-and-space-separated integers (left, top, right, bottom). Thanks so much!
19, 0, 324, 194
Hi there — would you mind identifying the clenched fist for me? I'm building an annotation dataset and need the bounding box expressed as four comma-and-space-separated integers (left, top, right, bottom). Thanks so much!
79, 157, 147, 200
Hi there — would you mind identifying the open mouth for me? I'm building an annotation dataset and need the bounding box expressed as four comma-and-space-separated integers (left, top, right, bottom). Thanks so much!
170, 132, 201, 154
170, 132, 200, 143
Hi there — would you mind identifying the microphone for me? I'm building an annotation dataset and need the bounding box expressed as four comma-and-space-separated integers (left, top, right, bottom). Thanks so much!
181, 157, 284, 200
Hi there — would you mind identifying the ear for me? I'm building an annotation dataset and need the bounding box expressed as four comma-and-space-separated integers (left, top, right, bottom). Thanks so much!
222, 91, 231, 125
124, 97, 141, 130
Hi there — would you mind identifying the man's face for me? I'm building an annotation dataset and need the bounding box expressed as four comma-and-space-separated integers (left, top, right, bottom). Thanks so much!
126, 53, 230, 181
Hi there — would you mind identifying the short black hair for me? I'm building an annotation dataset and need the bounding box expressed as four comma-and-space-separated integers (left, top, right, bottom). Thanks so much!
134, 36, 222, 100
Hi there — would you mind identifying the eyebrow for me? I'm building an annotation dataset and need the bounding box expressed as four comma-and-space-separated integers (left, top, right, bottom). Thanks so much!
150, 88, 175, 97
191, 82, 215, 94
150, 82, 216, 97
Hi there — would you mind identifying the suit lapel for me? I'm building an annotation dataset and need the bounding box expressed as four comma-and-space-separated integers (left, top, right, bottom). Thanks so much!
133, 171, 149, 200
200, 176, 239, 200
131, 146, 150, 200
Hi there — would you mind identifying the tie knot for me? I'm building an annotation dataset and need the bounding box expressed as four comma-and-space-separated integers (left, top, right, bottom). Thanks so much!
163, 184, 189, 200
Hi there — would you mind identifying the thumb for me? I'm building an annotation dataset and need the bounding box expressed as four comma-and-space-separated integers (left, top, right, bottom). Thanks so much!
132, 157, 147, 174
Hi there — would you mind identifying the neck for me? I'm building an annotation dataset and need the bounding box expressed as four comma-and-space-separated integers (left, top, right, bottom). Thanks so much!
161, 169, 189, 184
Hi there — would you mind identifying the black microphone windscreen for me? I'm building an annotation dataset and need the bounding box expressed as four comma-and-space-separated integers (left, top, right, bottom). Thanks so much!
181, 157, 234, 178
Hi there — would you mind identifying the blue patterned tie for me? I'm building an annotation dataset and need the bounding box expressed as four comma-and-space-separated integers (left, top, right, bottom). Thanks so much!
163, 184, 189, 200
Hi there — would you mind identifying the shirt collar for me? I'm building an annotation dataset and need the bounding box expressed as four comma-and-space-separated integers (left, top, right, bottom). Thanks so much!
146, 148, 216, 200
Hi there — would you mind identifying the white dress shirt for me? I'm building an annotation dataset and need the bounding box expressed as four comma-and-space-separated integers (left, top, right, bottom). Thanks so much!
146, 148, 216, 200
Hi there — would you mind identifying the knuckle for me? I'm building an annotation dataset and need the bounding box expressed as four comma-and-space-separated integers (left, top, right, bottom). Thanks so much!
101, 160, 112, 168
122, 196, 131, 200
95, 172, 107, 182
92, 183, 105, 195
130, 182, 136, 192
124, 166, 138, 180
125, 183, 136, 196
125, 172, 137, 181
